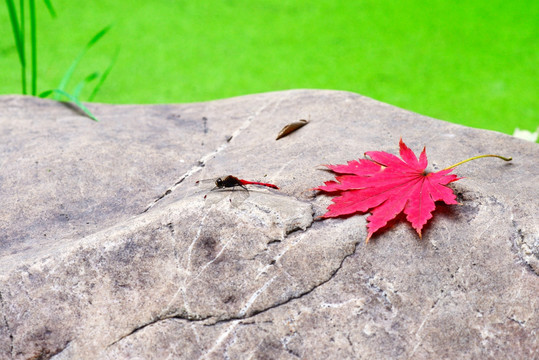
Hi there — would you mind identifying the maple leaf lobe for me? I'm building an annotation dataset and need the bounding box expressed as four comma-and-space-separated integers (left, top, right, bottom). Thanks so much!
314, 139, 460, 240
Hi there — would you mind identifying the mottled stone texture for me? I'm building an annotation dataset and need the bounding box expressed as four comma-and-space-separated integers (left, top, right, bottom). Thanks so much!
0, 91, 537, 360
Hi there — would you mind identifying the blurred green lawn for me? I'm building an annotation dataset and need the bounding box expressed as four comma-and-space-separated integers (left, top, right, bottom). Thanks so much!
1, 0, 537, 136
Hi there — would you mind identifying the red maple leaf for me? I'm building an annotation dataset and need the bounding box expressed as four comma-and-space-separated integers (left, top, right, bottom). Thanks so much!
314, 139, 461, 241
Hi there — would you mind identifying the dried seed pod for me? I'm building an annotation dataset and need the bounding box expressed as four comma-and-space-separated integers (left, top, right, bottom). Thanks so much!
276, 119, 309, 140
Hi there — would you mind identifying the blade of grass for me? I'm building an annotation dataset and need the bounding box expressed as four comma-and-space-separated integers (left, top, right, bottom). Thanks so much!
5, 0, 24, 65
88, 47, 119, 101
19, 0, 27, 94
41, 0, 55, 17
72, 72, 99, 99
55, 24, 112, 99
40, 89, 99, 122
29, 0, 37, 95
5, 0, 26, 93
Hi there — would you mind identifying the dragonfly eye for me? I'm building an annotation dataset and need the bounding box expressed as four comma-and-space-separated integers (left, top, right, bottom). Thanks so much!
215, 178, 223, 187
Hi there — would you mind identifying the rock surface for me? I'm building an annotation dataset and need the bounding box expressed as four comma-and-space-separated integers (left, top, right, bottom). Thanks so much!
0, 90, 537, 359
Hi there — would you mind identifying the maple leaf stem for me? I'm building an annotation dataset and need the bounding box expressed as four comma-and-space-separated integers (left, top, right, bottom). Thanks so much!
443, 154, 512, 170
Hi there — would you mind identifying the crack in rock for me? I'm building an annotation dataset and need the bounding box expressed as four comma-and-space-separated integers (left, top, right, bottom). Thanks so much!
107, 314, 213, 348
510, 219, 539, 276
47, 340, 72, 359
0, 290, 14, 359
142, 100, 278, 213
109, 224, 359, 351
198, 239, 358, 359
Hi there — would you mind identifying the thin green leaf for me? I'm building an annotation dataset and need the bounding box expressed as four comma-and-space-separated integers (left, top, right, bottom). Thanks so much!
20, 0, 27, 94
72, 72, 99, 99
41, 0, 56, 17
55, 25, 113, 99
88, 47, 119, 101
39, 89, 53, 97
5, 0, 27, 93
19, 0, 25, 50
87, 24, 112, 47
29, 0, 37, 95
5, 0, 24, 65
39, 89, 99, 122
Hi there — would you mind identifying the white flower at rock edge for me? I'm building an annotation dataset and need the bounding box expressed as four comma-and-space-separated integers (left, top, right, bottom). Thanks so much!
512, 127, 539, 142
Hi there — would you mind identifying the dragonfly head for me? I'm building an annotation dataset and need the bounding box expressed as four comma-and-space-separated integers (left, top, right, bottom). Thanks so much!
215, 177, 224, 188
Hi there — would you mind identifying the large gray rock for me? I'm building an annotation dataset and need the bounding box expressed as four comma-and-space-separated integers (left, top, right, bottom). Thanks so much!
0, 91, 537, 359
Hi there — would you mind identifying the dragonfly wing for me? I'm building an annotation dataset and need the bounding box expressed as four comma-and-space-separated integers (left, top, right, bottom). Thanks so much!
203, 187, 250, 207
203, 188, 227, 206
229, 187, 250, 207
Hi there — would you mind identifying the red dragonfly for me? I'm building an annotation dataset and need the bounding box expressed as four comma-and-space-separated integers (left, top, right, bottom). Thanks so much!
212, 175, 279, 190
196, 175, 279, 206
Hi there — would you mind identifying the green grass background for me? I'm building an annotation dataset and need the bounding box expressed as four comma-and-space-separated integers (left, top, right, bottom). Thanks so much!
1, 0, 537, 135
